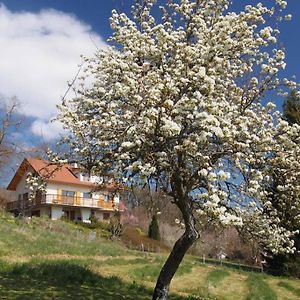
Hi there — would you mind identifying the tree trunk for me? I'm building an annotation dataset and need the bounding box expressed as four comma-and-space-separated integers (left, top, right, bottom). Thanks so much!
152, 222, 199, 299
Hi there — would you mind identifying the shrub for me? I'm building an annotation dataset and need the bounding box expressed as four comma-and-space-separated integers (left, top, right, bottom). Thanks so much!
108, 211, 123, 240
230, 250, 245, 260
121, 225, 169, 252
265, 253, 300, 278
89, 214, 98, 225
148, 215, 160, 241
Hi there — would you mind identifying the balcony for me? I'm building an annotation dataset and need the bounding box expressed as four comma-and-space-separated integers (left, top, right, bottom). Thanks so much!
6, 194, 118, 211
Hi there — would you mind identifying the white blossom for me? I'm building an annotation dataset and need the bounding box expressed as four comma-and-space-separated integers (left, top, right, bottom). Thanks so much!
57, 0, 299, 259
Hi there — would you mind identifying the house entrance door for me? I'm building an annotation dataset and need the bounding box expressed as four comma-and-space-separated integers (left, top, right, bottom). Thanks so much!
70, 210, 75, 220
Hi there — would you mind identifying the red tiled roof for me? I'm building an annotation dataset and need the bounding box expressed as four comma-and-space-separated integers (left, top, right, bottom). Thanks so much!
27, 158, 94, 187
7, 158, 120, 191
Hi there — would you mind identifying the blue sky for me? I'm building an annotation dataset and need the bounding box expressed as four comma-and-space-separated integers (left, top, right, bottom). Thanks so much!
0, 1, 138, 41
0, 0, 299, 184
2, 0, 299, 77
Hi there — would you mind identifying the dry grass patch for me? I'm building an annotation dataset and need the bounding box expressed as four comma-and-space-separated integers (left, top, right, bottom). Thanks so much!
172, 265, 212, 295
245, 273, 277, 300
266, 278, 300, 300
121, 225, 170, 252
94, 264, 136, 280
0, 256, 32, 264
212, 270, 248, 300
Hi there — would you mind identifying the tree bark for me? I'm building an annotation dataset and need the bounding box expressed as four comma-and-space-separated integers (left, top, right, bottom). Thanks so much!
152, 217, 199, 300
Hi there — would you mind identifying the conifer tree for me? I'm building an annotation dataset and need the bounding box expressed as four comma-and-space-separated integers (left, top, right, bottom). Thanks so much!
148, 215, 160, 241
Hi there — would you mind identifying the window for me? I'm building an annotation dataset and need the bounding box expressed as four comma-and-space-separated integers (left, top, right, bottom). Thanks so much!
83, 192, 92, 199
103, 212, 110, 220
104, 194, 110, 202
31, 210, 40, 217
63, 210, 69, 218
62, 190, 75, 197
80, 173, 90, 182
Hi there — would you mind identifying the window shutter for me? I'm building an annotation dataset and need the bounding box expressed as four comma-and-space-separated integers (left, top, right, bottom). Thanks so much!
76, 191, 81, 205
57, 189, 62, 204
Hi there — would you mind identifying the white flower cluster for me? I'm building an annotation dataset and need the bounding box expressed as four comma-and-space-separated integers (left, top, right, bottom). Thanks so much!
58, 0, 299, 254
26, 172, 46, 201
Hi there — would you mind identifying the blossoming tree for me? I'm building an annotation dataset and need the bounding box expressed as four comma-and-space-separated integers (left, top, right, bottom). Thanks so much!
57, 0, 299, 298
263, 93, 300, 276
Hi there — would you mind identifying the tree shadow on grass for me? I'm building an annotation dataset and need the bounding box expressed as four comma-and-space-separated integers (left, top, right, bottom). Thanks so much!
0, 260, 192, 300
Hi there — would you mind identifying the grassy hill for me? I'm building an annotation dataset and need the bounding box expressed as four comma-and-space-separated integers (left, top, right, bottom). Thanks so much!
0, 212, 300, 300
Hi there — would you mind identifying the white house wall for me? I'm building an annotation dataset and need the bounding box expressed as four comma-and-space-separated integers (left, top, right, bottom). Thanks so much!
46, 183, 91, 195
80, 207, 91, 222
15, 167, 34, 196
46, 183, 58, 196
51, 206, 63, 220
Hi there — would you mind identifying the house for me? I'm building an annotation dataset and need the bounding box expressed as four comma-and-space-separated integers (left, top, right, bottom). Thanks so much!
6, 158, 124, 222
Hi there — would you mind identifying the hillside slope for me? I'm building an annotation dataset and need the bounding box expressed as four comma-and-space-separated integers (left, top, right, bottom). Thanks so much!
0, 212, 300, 300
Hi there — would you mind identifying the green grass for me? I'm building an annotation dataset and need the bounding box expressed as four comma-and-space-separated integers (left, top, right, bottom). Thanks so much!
246, 274, 277, 300
197, 257, 262, 273
0, 214, 125, 257
0, 260, 190, 300
131, 260, 194, 281
187, 268, 230, 299
0, 211, 300, 299
277, 281, 300, 297
99, 257, 150, 266
0, 259, 200, 300
205, 269, 230, 287
132, 264, 162, 281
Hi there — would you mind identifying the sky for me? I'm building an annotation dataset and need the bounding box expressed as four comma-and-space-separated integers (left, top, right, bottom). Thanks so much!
0, 0, 299, 164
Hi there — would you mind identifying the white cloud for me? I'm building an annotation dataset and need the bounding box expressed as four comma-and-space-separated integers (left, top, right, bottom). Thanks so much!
0, 4, 106, 139
31, 119, 66, 141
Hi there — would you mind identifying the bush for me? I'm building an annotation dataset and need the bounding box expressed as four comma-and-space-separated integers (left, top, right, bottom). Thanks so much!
89, 214, 98, 225
121, 225, 169, 252
230, 249, 245, 260
73, 216, 108, 230
265, 253, 300, 278
148, 215, 160, 241
108, 211, 123, 240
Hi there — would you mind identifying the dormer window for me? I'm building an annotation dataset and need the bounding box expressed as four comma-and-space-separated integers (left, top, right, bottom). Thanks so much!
80, 173, 90, 182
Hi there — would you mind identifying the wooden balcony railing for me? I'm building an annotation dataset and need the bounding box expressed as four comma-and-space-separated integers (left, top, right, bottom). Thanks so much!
6, 194, 118, 211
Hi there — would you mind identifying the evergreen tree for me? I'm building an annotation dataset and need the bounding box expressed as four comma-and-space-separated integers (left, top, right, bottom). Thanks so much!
148, 215, 160, 241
